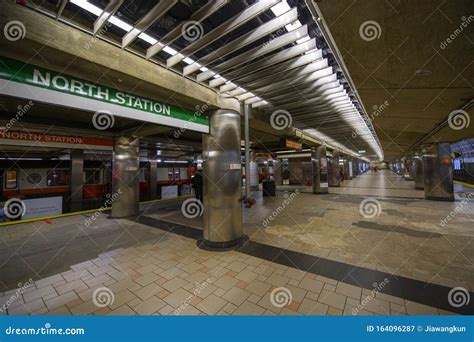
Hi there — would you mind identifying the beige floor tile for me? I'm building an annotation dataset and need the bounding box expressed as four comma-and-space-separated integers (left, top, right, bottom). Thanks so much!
318, 289, 347, 310
196, 294, 227, 315
55, 279, 87, 295
235, 270, 258, 283
43, 305, 71, 316
298, 278, 324, 294
266, 274, 290, 287
245, 280, 271, 296
109, 289, 137, 310
297, 298, 328, 315
45, 291, 79, 311
213, 275, 239, 291
35, 274, 64, 289
283, 268, 306, 281
134, 273, 160, 287
232, 301, 265, 315
161, 278, 187, 292
362, 297, 391, 315
135, 283, 163, 301
222, 287, 251, 306
335, 282, 362, 300
163, 288, 193, 308
107, 305, 137, 315
405, 301, 439, 315
133, 296, 166, 315
23, 285, 57, 303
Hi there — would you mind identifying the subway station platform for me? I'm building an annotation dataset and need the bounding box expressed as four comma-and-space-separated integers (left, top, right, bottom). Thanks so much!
1, 169, 472, 316
0, 0, 473, 328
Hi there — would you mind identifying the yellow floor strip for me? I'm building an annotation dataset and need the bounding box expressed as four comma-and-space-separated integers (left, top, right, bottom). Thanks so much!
454, 180, 474, 189
0, 194, 193, 227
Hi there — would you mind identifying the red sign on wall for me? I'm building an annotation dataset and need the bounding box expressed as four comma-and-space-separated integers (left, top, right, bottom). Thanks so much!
0, 131, 113, 147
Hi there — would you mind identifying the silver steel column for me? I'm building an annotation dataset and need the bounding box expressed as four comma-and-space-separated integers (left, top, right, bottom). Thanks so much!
111, 136, 140, 218
148, 146, 158, 200
423, 142, 454, 201
328, 150, 341, 187
243, 103, 251, 199
70, 149, 84, 212
311, 145, 329, 194
413, 153, 424, 190
202, 109, 243, 247
352, 157, 358, 177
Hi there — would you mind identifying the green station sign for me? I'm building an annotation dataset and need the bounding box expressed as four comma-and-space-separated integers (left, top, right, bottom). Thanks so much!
0, 56, 209, 131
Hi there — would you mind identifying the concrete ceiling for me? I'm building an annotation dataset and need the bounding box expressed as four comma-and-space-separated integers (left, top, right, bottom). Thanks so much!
317, 0, 474, 160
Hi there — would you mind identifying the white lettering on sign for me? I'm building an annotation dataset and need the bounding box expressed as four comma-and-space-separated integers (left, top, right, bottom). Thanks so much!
30, 69, 174, 117
229, 163, 241, 170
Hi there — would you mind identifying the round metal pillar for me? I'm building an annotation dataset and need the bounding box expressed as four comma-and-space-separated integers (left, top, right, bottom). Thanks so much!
423, 142, 454, 201
328, 151, 341, 187
311, 145, 329, 194
202, 109, 243, 248
111, 136, 140, 218
413, 154, 424, 190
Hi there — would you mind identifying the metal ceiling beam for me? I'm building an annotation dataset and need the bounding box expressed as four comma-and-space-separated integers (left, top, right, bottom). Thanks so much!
243, 58, 328, 91
167, 0, 280, 67
260, 84, 343, 108
197, 24, 308, 82
216, 48, 322, 90
184, 7, 298, 76
244, 66, 334, 96
56, 0, 69, 20
146, 0, 227, 60
93, 0, 123, 36
274, 92, 349, 112
122, 0, 177, 49
252, 76, 339, 108
291, 104, 355, 116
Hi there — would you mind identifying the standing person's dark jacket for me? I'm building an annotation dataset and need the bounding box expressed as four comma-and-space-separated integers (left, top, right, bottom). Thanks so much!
191, 172, 203, 202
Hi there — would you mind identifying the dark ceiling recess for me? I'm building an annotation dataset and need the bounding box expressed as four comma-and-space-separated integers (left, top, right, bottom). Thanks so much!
168, 1, 193, 21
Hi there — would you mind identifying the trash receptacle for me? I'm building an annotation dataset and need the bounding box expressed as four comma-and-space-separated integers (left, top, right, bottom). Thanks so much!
262, 180, 276, 197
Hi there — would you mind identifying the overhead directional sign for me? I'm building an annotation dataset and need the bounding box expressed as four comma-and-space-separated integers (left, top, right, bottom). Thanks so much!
0, 56, 209, 133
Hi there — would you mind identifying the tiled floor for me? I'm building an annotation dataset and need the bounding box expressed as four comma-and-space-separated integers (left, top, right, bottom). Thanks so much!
0, 229, 449, 316
148, 171, 474, 291
0, 170, 472, 316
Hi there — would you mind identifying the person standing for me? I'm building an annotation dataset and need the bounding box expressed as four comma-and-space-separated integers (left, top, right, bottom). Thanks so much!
191, 169, 203, 203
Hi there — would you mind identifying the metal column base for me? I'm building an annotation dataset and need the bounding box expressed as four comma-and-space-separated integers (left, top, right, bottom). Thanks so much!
197, 235, 249, 252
